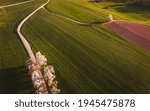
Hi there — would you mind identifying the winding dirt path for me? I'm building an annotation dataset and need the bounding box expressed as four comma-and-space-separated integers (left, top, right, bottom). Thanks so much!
43, 8, 88, 25
0, 0, 50, 62
43, 7, 102, 26
105, 20, 150, 51
17, 0, 50, 63
16, 0, 51, 94
0, 0, 34, 8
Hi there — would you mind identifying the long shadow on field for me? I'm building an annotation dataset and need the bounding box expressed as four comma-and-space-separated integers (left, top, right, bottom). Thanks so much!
0, 65, 35, 94
80, 21, 104, 26
108, 3, 150, 13
88, 0, 104, 3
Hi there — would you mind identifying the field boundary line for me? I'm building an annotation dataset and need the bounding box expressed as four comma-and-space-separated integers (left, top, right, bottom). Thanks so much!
43, 7, 88, 25
0, 0, 35, 8
43, 7, 102, 26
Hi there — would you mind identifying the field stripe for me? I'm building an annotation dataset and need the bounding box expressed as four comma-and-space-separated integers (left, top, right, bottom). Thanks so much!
0, 0, 34, 8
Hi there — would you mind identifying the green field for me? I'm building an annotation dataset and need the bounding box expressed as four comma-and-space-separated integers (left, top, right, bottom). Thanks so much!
0, 0, 28, 5
0, 0, 47, 93
67, 0, 150, 25
22, 9, 150, 93
45, 0, 110, 23
0, 0, 150, 93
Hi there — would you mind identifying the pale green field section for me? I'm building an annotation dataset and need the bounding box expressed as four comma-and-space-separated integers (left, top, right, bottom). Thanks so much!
68, 0, 150, 25
0, 0, 28, 5
45, 0, 111, 23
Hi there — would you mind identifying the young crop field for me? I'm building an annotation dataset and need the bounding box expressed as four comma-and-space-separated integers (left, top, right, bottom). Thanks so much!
0, 0, 28, 5
22, 8, 150, 93
0, 0, 150, 94
45, 0, 110, 23
0, 0, 47, 93
68, 0, 150, 25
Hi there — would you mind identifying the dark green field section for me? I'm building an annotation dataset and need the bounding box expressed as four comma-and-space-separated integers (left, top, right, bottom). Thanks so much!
0, 0, 47, 93
0, 66, 35, 93
22, 9, 150, 94
0, 0, 28, 5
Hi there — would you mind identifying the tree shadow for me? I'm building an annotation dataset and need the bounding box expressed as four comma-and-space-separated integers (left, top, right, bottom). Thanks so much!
108, 3, 150, 13
88, 0, 104, 3
80, 21, 105, 26
0, 65, 35, 94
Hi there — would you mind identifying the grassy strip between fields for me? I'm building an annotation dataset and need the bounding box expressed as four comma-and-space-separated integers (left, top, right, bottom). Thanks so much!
0, 0, 28, 5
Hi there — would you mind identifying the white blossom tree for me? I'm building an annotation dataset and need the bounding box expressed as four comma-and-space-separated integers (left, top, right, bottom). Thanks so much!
27, 51, 60, 94
36, 51, 47, 66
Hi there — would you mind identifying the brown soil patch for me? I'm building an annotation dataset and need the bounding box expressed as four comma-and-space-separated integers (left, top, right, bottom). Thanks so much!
105, 20, 150, 51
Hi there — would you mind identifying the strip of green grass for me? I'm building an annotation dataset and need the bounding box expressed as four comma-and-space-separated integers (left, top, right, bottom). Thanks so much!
0, 0, 47, 93
22, 9, 150, 93
0, 0, 28, 5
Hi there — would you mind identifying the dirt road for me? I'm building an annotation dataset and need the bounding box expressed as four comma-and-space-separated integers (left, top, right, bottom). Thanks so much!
17, 0, 50, 63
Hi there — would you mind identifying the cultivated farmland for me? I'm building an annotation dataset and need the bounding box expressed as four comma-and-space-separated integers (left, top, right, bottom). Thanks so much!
0, 0, 47, 93
0, 0, 28, 5
0, 0, 150, 94
69, 0, 150, 25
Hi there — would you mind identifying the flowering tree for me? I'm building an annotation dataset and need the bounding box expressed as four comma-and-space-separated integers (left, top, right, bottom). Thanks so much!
26, 52, 60, 94
35, 51, 60, 94
43, 66, 60, 94
36, 51, 47, 66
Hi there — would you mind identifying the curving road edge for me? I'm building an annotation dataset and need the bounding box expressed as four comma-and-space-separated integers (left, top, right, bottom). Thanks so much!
43, 7, 102, 26
43, 7, 87, 25
17, 0, 50, 63
0, 0, 34, 8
